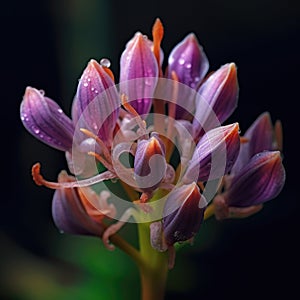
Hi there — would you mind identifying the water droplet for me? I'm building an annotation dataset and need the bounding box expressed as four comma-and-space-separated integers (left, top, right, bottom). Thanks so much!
100, 58, 111, 68
178, 58, 185, 65
31, 126, 40, 134
39, 89, 45, 96
57, 108, 63, 114
186, 63, 192, 69
83, 82, 88, 87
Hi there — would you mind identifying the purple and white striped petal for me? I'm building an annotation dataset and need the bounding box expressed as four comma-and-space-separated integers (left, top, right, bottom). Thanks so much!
167, 33, 209, 88
225, 151, 285, 207
119, 32, 159, 116
231, 112, 274, 174
20, 87, 75, 151
193, 63, 239, 139
184, 123, 240, 183
162, 183, 207, 246
166, 34, 209, 119
72, 59, 120, 146
52, 172, 104, 236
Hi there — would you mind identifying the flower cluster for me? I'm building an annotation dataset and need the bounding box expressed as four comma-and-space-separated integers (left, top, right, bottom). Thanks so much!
20, 19, 285, 268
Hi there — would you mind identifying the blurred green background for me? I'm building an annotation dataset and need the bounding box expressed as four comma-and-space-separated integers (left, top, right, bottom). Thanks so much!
1, 0, 299, 299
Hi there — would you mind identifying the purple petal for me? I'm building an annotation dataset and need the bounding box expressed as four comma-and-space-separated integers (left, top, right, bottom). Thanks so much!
166, 34, 209, 119
52, 172, 103, 236
245, 112, 274, 155
225, 151, 286, 207
167, 33, 209, 88
231, 112, 275, 174
20, 87, 75, 151
72, 59, 120, 145
184, 123, 240, 183
134, 133, 166, 192
119, 32, 158, 116
163, 183, 206, 246
193, 63, 239, 139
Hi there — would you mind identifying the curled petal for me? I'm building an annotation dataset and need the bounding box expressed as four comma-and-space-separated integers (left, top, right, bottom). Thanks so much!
193, 63, 239, 138
72, 59, 120, 145
119, 32, 159, 116
52, 171, 105, 236
184, 123, 240, 183
20, 87, 74, 151
163, 183, 207, 246
224, 151, 286, 207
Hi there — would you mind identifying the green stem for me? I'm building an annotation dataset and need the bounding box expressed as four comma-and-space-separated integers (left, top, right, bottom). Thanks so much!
137, 222, 169, 300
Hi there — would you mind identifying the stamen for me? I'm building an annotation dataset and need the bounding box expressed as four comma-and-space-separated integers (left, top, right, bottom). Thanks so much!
152, 18, 164, 73
102, 208, 138, 250
32, 162, 116, 189
80, 128, 112, 163
87, 151, 114, 172
240, 136, 249, 144
121, 94, 148, 135
197, 181, 205, 191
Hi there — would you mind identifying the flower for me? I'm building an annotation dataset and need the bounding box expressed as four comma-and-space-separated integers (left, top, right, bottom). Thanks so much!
20, 18, 285, 277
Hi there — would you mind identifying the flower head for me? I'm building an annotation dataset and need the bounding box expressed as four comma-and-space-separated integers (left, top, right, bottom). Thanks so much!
20, 18, 285, 274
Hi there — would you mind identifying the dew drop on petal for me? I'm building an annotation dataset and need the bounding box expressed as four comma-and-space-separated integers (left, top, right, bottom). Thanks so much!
31, 126, 40, 134
178, 58, 185, 65
39, 89, 45, 96
100, 58, 111, 68
83, 82, 88, 87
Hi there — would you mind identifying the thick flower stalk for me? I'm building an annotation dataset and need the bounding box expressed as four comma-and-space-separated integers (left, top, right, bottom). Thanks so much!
20, 18, 286, 300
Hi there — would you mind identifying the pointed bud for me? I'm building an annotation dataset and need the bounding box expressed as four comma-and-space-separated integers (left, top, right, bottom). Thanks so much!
20, 87, 75, 151
166, 34, 209, 119
232, 112, 278, 174
167, 33, 209, 89
193, 63, 239, 138
119, 32, 159, 116
72, 59, 120, 145
162, 183, 207, 246
134, 133, 166, 192
184, 123, 240, 183
224, 151, 285, 208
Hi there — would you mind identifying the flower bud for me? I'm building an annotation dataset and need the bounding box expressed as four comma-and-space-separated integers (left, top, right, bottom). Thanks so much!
72, 59, 120, 146
184, 123, 240, 183
119, 32, 159, 116
134, 133, 166, 192
193, 63, 239, 138
232, 112, 276, 174
167, 33, 209, 89
224, 151, 285, 208
162, 183, 207, 246
166, 34, 209, 119
20, 87, 75, 151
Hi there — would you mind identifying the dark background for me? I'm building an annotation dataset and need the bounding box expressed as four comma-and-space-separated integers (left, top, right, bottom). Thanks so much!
1, 0, 299, 299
